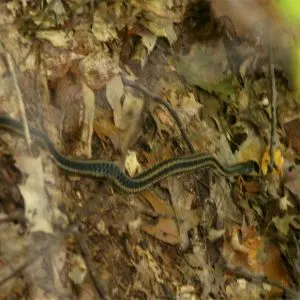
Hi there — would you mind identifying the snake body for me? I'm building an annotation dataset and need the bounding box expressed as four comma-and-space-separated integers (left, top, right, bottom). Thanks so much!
0, 115, 257, 192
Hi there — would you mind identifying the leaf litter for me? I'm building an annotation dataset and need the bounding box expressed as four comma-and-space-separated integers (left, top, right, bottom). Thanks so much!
0, 0, 300, 299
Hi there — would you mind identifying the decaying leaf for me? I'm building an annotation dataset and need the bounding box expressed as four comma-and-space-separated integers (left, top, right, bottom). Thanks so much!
106, 75, 124, 129
93, 119, 120, 151
92, 3, 118, 42
284, 165, 300, 199
0, 222, 29, 297
272, 214, 296, 235
222, 226, 290, 296
16, 155, 53, 234
141, 31, 157, 54
279, 195, 294, 211
140, 187, 201, 247
36, 30, 74, 48
1, 0, 299, 297
261, 146, 284, 176
176, 285, 196, 300
140, 190, 180, 245
284, 118, 300, 158
235, 129, 264, 167
78, 51, 121, 90
125, 151, 142, 177
211, 0, 277, 37
68, 254, 87, 285
119, 93, 144, 151
176, 41, 238, 101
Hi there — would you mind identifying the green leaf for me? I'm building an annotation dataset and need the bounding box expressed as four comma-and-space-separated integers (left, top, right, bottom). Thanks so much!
276, 0, 300, 24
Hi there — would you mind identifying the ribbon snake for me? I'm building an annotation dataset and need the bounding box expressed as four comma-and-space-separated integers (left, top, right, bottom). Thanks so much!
0, 115, 257, 192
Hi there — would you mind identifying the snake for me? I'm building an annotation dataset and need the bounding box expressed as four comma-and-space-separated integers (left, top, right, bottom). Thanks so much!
0, 115, 258, 192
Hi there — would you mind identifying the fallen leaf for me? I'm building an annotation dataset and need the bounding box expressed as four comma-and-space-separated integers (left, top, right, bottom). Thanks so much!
79, 51, 121, 90
284, 118, 300, 158
279, 196, 294, 211
243, 180, 262, 193
119, 93, 144, 152
139, 190, 180, 245
140, 31, 157, 54
36, 30, 74, 48
261, 146, 284, 176
176, 41, 237, 101
93, 119, 120, 151
78, 282, 97, 300
223, 226, 290, 295
272, 214, 296, 235
106, 75, 124, 129
92, 3, 118, 42
0, 222, 29, 297
208, 228, 225, 242
154, 107, 174, 128
125, 151, 142, 177
235, 129, 264, 167
16, 155, 53, 234
68, 254, 87, 285
284, 166, 300, 199
176, 285, 196, 300
211, 0, 280, 37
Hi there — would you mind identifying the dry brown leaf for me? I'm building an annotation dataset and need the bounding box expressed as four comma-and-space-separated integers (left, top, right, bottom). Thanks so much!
142, 142, 174, 167
168, 176, 194, 211
140, 188, 201, 247
243, 180, 262, 193
188, 120, 218, 153
131, 0, 186, 21
272, 214, 296, 236
141, 31, 157, 54
176, 285, 196, 300
119, 93, 144, 152
78, 281, 97, 300
223, 226, 290, 296
211, 0, 281, 37
284, 166, 300, 199
177, 92, 201, 122
79, 51, 120, 90
284, 118, 300, 158
279, 196, 294, 211
175, 41, 235, 99
154, 107, 174, 128
235, 129, 264, 167
36, 30, 74, 48
142, 218, 181, 245
106, 75, 124, 129
16, 156, 53, 234
139, 190, 180, 245
68, 254, 87, 285
107, 77, 144, 151
0, 222, 29, 297
93, 119, 120, 151
92, 3, 118, 42
140, 190, 174, 216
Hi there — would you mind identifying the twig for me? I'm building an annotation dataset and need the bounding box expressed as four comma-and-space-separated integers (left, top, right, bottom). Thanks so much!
121, 76, 195, 153
0, 211, 26, 224
0, 226, 75, 288
267, 28, 277, 173
225, 265, 295, 295
74, 230, 110, 300
5, 53, 32, 149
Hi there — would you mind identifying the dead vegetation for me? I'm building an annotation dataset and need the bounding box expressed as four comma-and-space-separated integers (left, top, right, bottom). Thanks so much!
0, 0, 300, 299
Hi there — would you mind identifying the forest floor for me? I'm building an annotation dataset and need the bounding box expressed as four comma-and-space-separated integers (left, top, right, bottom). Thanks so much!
0, 1, 299, 299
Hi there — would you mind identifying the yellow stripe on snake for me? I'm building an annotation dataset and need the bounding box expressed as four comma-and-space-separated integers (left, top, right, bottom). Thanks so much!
0, 115, 257, 192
